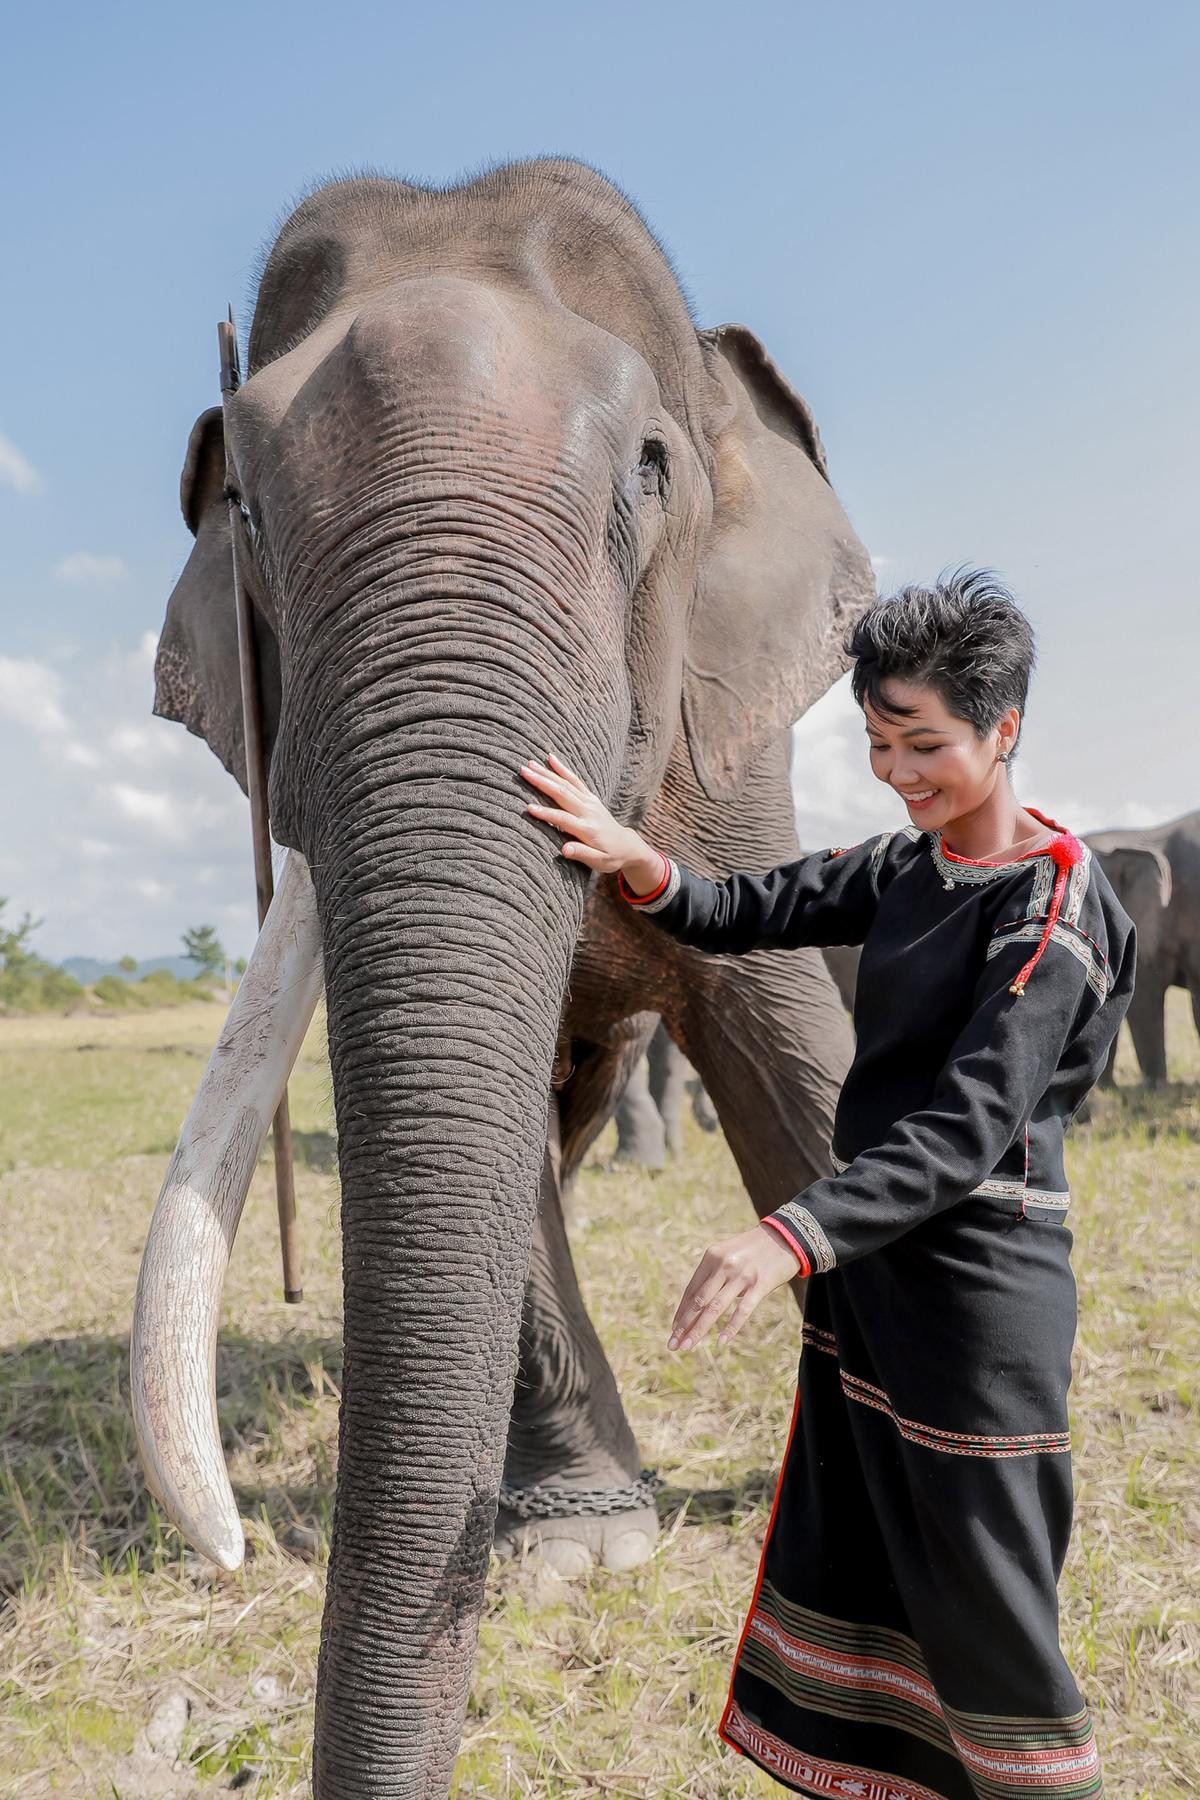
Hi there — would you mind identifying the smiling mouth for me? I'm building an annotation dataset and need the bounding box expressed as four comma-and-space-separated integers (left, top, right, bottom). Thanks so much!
899, 789, 940, 806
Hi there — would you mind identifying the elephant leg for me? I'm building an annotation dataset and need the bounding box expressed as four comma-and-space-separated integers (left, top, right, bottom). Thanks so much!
671, 944, 852, 1235
1190, 982, 1200, 1047
1097, 1031, 1119, 1088
1125, 975, 1169, 1086
496, 1131, 657, 1576
614, 1055, 666, 1168
689, 1074, 720, 1132
556, 1014, 660, 1200
647, 1022, 688, 1155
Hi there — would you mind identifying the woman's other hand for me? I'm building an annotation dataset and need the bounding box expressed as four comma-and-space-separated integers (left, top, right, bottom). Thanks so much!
669, 1225, 803, 1351
520, 752, 665, 892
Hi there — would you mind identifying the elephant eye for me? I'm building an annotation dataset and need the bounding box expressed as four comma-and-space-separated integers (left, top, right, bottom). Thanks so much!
637, 437, 670, 500
222, 484, 259, 537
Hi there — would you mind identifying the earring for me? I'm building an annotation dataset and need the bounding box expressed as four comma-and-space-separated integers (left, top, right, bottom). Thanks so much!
996, 750, 1011, 765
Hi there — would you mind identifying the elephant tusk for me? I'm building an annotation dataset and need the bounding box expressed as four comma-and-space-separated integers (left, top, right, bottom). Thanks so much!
129, 850, 324, 1569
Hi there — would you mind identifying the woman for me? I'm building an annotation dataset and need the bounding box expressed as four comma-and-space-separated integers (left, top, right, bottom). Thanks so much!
520, 571, 1133, 1800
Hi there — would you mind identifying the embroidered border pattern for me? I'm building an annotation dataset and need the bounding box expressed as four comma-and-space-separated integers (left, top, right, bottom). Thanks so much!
730, 1593, 1102, 1798
724, 1699, 952, 1800
986, 918, 1112, 1000
630, 857, 681, 914
741, 1608, 954, 1758
970, 1174, 1071, 1218
828, 1152, 1070, 1222
868, 831, 895, 899
1062, 845, 1092, 926
772, 1200, 837, 1272
929, 834, 1042, 889
801, 1326, 1071, 1458
866, 826, 920, 899
942, 1698, 1100, 1799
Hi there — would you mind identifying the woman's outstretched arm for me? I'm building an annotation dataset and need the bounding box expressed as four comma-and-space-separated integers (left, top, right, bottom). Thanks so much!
520, 752, 887, 952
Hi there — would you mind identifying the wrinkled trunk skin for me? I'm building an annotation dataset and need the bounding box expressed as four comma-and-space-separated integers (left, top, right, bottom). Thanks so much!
314, 840, 570, 1793
283, 550, 624, 1792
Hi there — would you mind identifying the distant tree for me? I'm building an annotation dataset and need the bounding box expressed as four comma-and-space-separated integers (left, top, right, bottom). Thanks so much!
234, 956, 247, 976
0, 899, 84, 1012
181, 924, 225, 979
118, 954, 138, 973
0, 900, 39, 981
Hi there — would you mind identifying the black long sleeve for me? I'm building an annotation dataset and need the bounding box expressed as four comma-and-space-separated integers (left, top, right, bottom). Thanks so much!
763, 926, 1114, 1273
619, 836, 895, 953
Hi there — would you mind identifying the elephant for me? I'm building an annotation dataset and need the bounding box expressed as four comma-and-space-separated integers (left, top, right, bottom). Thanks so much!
613, 946, 858, 1170
612, 1017, 719, 1168
133, 159, 873, 1797
1085, 810, 1200, 1085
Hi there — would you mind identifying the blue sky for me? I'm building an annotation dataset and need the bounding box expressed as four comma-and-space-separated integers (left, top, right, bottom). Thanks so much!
1, 1, 1196, 959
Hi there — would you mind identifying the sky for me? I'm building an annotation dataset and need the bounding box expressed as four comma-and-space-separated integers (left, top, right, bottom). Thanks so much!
1, 1, 1196, 961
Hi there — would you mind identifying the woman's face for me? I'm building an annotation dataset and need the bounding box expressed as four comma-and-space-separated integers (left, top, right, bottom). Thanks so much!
863, 678, 1020, 834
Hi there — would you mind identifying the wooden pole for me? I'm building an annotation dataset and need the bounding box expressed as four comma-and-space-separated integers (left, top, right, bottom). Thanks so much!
218, 311, 303, 1304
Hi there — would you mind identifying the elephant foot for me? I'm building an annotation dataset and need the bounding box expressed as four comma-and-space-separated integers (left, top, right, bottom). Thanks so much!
493, 1500, 658, 1575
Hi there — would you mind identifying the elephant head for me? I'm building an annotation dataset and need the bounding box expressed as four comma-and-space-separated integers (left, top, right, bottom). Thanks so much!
135, 159, 872, 1797
1086, 833, 1172, 959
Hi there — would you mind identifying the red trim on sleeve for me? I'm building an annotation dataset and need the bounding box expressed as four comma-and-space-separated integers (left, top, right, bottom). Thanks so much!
759, 1215, 812, 1279
617, 853, 671, 906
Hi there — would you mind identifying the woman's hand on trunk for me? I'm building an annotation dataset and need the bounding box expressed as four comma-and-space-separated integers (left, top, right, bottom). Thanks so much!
520, 753, 665, 890
668, 1225, 803, 1351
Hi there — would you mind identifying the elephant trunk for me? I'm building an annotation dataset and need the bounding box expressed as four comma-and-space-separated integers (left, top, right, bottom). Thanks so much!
291, 566, 617, 1793
309, 795, 583, 1794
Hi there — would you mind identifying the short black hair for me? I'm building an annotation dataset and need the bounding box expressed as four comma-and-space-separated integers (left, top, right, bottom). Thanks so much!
847, 567, 1035, 749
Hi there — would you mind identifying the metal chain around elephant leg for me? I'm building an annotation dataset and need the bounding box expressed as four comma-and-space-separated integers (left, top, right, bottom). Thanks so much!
497, 1124, 660, 1573
498, 1468, 662, 1521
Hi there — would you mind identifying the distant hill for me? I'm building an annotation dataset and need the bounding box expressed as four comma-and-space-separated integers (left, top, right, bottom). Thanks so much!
60, 954, 202, 985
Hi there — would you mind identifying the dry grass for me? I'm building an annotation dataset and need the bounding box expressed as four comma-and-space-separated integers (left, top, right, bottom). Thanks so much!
0, 997, 1196, 1798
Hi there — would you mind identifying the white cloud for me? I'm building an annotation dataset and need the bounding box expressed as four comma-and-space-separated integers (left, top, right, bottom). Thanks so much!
53, 551, 129, 585
108, 720, 180, 759
0, 657, 67, 735
109, 725, 151, 756
1025, 791, 1163, 837
0, 430, 42, 495
134, 877, 174, 902
61, 740, 100, 768
791, 675, 903, 849
0, 628, 251, 960
869, 553, 892, 574
110, 783, 178, 836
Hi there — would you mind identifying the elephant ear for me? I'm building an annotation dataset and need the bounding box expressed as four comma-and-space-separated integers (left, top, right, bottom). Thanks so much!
1095, 843, 1173, 911
154, 407, 280, 796
684, 324, 874, 801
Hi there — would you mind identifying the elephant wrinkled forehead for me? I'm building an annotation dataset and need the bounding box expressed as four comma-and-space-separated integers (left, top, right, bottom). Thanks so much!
238, 274, 659, 479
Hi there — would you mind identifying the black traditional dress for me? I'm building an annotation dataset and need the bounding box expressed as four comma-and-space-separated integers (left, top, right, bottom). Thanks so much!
620, 813, 1134, 1800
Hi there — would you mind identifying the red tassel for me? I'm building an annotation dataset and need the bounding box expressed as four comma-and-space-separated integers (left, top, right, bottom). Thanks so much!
1008, 832, 1084, 996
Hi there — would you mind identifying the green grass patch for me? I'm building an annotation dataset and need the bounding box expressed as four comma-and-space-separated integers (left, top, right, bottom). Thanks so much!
0, 994, 1195, 1796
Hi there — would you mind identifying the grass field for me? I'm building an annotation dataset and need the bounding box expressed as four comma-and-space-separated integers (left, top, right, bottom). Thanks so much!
0, 997, 1197, 1798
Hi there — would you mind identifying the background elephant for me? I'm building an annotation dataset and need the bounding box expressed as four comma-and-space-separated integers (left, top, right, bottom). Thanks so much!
613, 1018, 719, 1168
1086, 810, 1200, 1085
145, 158, 872, 1797
613, 941, 859, 1170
